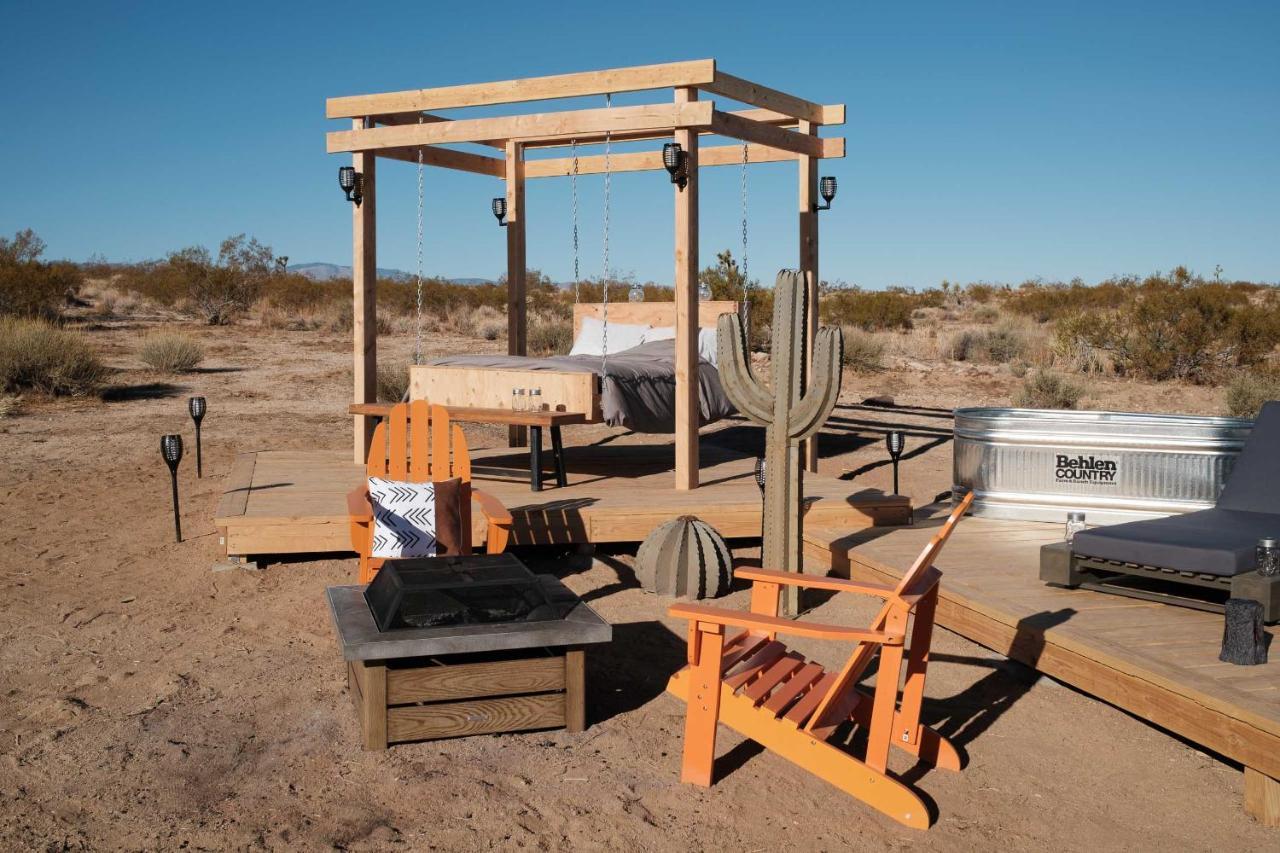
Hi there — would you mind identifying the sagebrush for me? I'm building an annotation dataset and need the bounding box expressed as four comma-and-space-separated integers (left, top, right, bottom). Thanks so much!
0, 317, 107, 396
1016, 370, 1084, 409
139, 332, 205, 373
1224, 371, 1280, 419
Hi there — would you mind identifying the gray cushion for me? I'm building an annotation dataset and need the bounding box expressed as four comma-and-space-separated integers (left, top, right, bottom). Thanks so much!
1217, 400, 1280, 512
1072, 508, 1280, 577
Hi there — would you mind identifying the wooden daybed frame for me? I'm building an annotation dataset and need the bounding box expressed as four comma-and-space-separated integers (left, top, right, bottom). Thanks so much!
410, 300, 738, 421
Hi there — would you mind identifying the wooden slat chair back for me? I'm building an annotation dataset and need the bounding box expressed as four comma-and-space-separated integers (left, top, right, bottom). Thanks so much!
666, 492, 974, 829
347, 400, 512, 583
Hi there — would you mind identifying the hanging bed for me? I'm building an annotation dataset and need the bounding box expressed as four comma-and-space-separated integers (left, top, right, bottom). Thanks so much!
410, 301, 739, 433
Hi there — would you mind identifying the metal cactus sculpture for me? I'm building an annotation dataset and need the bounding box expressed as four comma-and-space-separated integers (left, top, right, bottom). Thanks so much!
718, 269, 843, 614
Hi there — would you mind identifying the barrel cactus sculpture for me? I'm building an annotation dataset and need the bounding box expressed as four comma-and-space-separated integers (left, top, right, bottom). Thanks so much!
635, 516, 732, 599
718, 269, 843, 614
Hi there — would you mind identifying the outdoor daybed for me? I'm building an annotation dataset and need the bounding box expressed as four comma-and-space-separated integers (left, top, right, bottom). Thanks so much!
1042, 401, 1280, 622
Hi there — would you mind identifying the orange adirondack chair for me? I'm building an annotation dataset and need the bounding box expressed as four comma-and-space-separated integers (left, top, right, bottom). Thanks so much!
666, 492, 974, 829
347, 400, 514, 583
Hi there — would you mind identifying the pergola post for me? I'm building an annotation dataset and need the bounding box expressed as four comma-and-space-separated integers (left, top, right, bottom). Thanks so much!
674, 87, 700, 490
505, 139, 528, 448
798, 119, 820, 473
352, 119, 377, 464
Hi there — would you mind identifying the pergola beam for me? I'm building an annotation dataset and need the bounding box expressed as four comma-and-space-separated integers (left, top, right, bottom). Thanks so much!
703, 70, 834, 125
327, 59, 717, 119
524, 138, 844, 178
504, 105, 845, 150
709, 110, 825, 157
328, 101, 714, 153
375, 112, 506, 149
377, 145, 505, 177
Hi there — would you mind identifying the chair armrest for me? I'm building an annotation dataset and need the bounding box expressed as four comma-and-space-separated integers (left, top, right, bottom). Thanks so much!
346, 485, 372, 522
734, 567, 896, 598
669, 602, 903, 645
472, 488, 513, 526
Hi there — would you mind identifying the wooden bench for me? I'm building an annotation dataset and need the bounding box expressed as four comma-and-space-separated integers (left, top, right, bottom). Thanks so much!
350, 403, 588, 492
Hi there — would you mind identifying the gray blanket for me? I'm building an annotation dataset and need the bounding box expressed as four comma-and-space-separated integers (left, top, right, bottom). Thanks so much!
428, 339, 736, 433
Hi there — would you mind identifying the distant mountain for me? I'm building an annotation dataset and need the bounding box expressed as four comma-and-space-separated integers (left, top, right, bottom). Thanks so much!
287, 262, 493, 286
288, 262, 410, 281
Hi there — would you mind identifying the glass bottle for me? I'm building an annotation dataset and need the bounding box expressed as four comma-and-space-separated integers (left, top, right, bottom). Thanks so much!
1065, 511, 1086, 543
530, 388, 542, 412
1257, 537, 1280, 577
512, 388, 525, 411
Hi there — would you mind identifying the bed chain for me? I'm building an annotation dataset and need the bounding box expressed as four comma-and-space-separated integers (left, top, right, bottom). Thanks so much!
571, 139, 580, 303
601, 93, 612, 372
414, 117, 425, 365
741, 140, 750, 344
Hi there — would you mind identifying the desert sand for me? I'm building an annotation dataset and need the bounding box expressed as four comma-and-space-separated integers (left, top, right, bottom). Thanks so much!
0, 306, 1269, 851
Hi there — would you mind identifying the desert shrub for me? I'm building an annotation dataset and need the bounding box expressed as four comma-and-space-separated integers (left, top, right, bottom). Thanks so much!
528, 315, 573, 355
0, 394, 18, 417
1005, 276, 1133, 322
0, 317, 107, 396
377, 362, 409, 403
945, 323, 1026, 364
0, 228, 81, 319
1016, 370, 1084, 409
178, 235, 277, 325
841, 328, 885, 373
1224, 371, 1280, 418
139, 332, 205, 373
972, 304, 1000, 324
823, 286, 916, 332
1053, 274, 1280, 382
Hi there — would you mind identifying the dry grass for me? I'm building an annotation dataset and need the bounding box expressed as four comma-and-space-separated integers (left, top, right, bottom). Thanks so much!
1016, 370, 1084, 409
0, 317, 108, 396
376, 362, 410, 403
0, 394, 19, 417
1224, 370, 1280, 418
139, 332, 204, 373
841, 327, 886, 373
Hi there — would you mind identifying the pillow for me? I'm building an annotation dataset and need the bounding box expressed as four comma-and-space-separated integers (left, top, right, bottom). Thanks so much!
368, 476, 464, 559
569, 316, 650, 356
698, 327, 720, 367
644, 325, 676, 342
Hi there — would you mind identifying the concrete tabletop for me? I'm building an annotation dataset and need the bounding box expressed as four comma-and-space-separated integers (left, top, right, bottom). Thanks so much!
326, 575, 612, 662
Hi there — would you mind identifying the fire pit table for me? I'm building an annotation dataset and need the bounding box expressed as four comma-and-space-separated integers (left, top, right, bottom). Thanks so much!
326, 554, 611, 750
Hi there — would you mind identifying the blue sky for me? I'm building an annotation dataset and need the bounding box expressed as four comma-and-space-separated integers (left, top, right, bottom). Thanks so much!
2, 1, 1276, 288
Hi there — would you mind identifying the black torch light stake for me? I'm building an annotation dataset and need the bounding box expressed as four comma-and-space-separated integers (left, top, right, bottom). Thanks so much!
188, 396, 206, 478
161, 434, 184, 542
886, 430, 905, 496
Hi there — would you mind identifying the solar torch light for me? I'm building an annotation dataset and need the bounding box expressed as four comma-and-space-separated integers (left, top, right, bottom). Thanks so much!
188, 396, 206, 478
886, 430, 905, 495
662, 143, 688, 190
161, 434, 184, 542
338, 166, 363, 206
813, 175, 837, 212
491, 197, 508, 227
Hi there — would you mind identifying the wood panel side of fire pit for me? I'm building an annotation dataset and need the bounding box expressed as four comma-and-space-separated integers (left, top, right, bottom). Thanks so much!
349, 650, 586, 749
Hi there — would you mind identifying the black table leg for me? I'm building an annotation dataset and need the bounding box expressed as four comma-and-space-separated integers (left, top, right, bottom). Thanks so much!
551, 426, 568, 488
529, 425, 543, 492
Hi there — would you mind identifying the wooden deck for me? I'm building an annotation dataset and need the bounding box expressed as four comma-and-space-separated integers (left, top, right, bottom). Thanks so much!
215, 444, 911, 559
804, 510, 1280, 827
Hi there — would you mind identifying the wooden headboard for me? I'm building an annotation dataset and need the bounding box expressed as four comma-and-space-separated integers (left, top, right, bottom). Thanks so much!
572, 301, 739, 339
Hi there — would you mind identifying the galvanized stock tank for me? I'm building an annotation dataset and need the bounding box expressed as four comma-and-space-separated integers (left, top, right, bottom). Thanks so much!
952, 408, 1253, 524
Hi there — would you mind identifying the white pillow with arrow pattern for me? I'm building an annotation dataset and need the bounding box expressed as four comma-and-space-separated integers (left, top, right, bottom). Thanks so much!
368, 477, 438, 559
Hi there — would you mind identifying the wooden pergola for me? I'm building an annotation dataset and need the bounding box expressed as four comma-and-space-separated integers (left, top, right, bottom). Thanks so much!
327, 59, 846, 489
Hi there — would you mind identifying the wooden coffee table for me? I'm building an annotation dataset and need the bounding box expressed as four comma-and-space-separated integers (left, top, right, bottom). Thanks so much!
326, 554, 612, 750
350, 403, 587, 491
